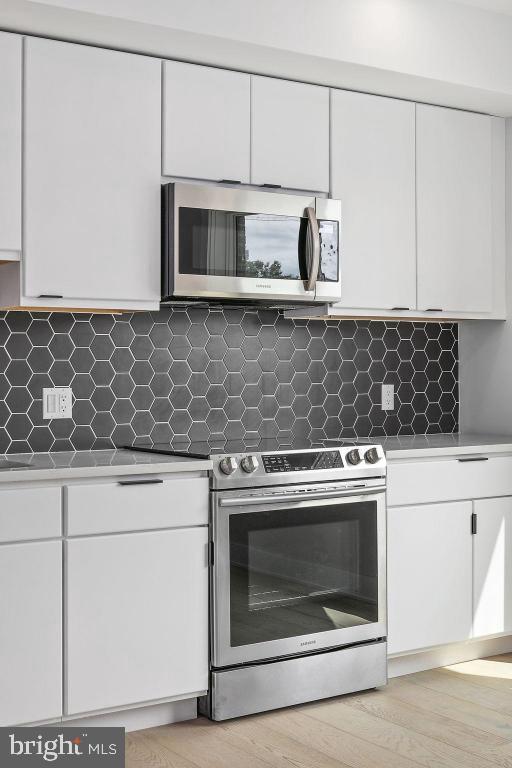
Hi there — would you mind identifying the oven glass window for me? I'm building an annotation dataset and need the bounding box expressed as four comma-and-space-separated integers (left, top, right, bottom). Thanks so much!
229, 501, 378, 647
179, 208, 339, 282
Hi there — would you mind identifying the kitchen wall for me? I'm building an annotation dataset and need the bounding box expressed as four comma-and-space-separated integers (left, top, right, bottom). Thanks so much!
0, 307, 458, 453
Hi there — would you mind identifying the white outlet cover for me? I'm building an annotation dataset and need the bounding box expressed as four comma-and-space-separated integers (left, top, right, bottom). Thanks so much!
43, 387, 73, 419
381, 384, 395, 411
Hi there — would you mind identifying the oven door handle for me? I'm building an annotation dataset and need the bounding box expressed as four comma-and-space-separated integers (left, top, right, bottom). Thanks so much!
305, 206, 320, 293
219, 485, 386, 507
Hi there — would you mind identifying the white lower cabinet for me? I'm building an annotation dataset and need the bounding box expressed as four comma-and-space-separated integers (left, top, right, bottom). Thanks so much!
387, 501, 473, 655
473, 497, 512, 638
65, 527, 209, 715
0, 541, 62, 725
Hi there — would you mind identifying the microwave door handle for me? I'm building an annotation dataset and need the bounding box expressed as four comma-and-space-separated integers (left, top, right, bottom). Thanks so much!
305, 206, 320, 293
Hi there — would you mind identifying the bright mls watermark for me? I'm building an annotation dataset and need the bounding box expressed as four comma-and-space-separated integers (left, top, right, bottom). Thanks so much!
0, 728, 124, 766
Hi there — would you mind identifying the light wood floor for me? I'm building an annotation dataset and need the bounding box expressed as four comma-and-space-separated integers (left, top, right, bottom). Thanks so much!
126, 653, 512, 768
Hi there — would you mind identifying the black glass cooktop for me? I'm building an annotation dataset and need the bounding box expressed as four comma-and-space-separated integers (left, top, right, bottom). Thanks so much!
122, 437, 364, 459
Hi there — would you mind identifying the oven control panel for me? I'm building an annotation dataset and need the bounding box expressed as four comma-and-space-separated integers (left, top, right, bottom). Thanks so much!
262, 450, 343, 473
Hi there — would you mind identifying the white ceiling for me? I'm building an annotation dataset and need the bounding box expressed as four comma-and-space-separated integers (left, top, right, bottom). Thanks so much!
453, 0, 512, 14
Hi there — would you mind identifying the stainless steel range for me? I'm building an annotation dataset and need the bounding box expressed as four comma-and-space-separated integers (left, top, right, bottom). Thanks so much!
127, 438, 387, 720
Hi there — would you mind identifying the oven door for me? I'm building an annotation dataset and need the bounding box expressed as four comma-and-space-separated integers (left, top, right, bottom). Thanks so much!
164, 183, 341, 303
211, 485, 386, 668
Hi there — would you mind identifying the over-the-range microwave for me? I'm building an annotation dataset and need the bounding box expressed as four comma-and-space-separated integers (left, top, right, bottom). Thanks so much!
162, 183, 342, 305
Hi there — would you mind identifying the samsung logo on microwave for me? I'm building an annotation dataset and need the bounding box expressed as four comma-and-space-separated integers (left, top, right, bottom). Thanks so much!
255, 283, 272, 289
300, 640, 316, 647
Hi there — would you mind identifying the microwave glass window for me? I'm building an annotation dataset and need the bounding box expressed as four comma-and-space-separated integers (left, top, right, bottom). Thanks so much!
229, 500, 378, 647
179, 207, 339, 282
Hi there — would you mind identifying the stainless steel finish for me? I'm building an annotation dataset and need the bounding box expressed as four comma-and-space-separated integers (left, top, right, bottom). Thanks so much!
211, 483, 387, 668
211, 444, 385, 490
219, 456, 238, 475
240, 454, 259, 474
305, 206, 320, 293
200, 639, 387, 721
166, 183, 342, 304
218, 478, 385, 506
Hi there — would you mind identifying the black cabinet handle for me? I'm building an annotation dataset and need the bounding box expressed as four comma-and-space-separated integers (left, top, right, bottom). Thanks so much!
219, 179, 241, 184
457, 457, 489, 463
118, 478, 164, 486
38, 294, 63, 299
260, 183, 282, 189
471, 513, 478, 535
391, 307, 410, 311
425, 308, 443, 312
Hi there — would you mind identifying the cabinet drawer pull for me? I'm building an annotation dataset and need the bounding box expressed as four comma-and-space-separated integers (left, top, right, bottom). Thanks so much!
118, 478, 164, 486
457, 457, 489, 463
260, 183, 282, 189
471, 513, 478, 535
219, 179, 241, 184
38, 294, 63, 299
425, 308, 443, 312
391, 307, 410, 311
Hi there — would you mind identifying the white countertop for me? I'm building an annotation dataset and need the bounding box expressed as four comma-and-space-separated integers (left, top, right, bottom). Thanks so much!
0, 449, 212, 483
363, 433, 512, 460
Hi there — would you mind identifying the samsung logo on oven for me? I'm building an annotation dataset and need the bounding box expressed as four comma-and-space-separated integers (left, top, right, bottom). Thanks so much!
300, 640, 316, 647
255, 283, 271, 289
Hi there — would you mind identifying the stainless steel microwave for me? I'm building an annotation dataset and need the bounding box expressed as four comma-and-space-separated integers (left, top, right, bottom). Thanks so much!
162, 183, 342, 305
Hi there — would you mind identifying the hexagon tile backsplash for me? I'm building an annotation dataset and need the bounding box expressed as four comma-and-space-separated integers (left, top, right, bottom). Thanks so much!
0, 306, 458, 454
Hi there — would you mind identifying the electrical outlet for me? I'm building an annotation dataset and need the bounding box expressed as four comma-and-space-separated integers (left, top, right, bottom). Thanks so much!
381, 384, 395, 411
43, 387, 73, 419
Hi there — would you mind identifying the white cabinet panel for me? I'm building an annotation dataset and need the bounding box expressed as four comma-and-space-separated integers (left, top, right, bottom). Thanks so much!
473, 497, 512, 638
331, 90, 416, 311
66, 528, 208, 715
0, 541, 62, 725
0, 486, 61, 543
24, 38, 160, 307
416, 105, 492, 314
163, 61, 250, 183
0, 32, 21, 254
251, 76, 329, 191
388, 501, 473, 655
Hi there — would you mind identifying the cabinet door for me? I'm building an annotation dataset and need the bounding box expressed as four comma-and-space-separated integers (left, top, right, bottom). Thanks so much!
388, 501, 472, 655
0, 32, 21, 254
416, 105, 492, 314
251, 76, 329, 191
66, 528, 208, 715
473, 497, 512, 638
163, 61, 250, 183
24, 38, 160, 306
331, 90, 416, 310
0, 541, 62, 725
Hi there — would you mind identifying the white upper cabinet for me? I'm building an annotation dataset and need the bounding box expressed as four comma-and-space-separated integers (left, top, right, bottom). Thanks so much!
163, 61, 250, 183
416, 105, 493, 314
0, 32, 21, 256
331, 90, 416, 311
473, 497, 512, 639
251, 76, 329, 191
24, 38, 161, 310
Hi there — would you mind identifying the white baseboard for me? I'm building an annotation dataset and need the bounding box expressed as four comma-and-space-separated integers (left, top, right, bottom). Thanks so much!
57, 698, 197, 733
388, 634, 512, 678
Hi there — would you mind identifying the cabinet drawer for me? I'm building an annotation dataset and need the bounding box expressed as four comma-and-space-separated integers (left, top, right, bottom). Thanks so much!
66, 476, 208, 535
387, 455, 512, 507
0, 487, 61, 542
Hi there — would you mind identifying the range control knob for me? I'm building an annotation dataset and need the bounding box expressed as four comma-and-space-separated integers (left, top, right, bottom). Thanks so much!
219, 456, 238, 476
240, 455, 259, 474
365, 447, 380, 464
346, 449, 362, 466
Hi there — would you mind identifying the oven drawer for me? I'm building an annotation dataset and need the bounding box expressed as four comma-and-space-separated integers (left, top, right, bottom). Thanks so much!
387, 455, 512, 507
65, 476, 208, 535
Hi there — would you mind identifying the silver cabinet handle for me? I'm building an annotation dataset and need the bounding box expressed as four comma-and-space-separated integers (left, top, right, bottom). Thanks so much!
305, 206, 320, 293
